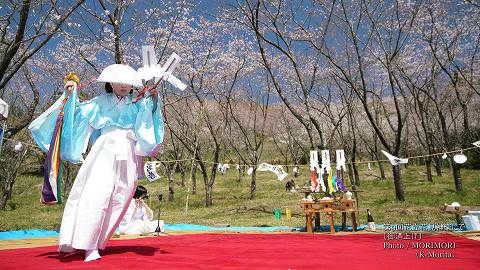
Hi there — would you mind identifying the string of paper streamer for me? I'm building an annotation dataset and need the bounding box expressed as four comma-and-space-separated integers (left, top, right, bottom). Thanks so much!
246, 163, 288, 181
217, 163, 230, 174
193, 142, 479, 168
381, 150, 409, 166
145, 161, 289, 182
3, 136, 479, 167
380, 145, 476, 165
2, 133, 479, 183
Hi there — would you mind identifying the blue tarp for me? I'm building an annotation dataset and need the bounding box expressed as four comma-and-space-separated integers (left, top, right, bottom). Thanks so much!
0, 224, 292, 240
2, 223, 464, 240
0, 229, 59, 240
164, 224, 291, 231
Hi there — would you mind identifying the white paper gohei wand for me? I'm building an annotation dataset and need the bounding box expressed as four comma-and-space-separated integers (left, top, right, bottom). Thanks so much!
310, 151, 325, 192
137, 45, 187, 90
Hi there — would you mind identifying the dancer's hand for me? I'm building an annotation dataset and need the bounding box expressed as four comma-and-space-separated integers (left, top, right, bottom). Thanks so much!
64, 80, 77, 93
147, 86, 158, 96
132, 86, 157, 103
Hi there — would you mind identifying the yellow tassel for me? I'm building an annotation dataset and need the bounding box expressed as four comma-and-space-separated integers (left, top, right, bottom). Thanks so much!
64, 72, 80, 84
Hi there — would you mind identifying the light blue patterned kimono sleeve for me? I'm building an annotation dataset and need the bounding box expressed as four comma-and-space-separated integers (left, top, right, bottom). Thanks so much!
28, 93, 67, 153
60, 89, 100, 163
29, 89, 100, 164
133, 94, 165, 156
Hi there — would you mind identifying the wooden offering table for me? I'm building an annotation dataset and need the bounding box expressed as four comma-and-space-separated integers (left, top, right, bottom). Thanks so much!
300, 199, 358, 233
443, 204, 480, 225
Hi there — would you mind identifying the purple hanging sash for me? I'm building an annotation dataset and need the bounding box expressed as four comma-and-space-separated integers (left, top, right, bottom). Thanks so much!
41, 97, 68, 204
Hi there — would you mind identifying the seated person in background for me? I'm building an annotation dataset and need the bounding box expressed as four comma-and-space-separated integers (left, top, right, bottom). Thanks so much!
117, 186, 164, 235
285, 179, 296, 192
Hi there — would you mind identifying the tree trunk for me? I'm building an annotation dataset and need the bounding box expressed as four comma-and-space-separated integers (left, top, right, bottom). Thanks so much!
353, 163, 360, 186
249, 168, 257, 200
191, 164, 197, 195
451, 159, 462, 192
196, 159, 216, 207
425, 157, 433, 182
347, 164, 355, 186
204, 184, 213, 206
113, 21, 123, 64
0, 149, 28, 210
0, 191, 10, 210
350, 135, 359, 185
180, 165, 186, 187
434, 156, 442, 176
392, 165, 405, 201
378, 161, 386, 180
166, 165, 175, 202
237, 167, 242, 183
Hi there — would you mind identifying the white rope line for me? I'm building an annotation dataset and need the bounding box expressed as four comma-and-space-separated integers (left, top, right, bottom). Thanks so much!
3, 138, 44, 153
2, 137, 479, 167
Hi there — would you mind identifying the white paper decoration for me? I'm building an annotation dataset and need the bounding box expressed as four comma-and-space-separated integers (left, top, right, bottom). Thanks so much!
453, 154, 467, 164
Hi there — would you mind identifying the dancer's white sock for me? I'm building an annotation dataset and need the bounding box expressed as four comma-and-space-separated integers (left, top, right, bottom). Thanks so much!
84, 249, 101, 262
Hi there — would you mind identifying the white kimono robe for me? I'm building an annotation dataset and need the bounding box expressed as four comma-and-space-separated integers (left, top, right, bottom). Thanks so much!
28, 90, 164, 251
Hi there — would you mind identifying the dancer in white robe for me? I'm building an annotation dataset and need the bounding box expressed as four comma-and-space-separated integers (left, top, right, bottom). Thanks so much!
117, 185, 164, 235
28, 64, 164, 261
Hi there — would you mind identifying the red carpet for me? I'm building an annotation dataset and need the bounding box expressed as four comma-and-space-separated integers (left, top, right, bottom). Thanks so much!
0, 233, 479, 269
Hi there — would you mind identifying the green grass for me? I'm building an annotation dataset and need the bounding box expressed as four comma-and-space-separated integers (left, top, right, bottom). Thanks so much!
0, 164, 479, 231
